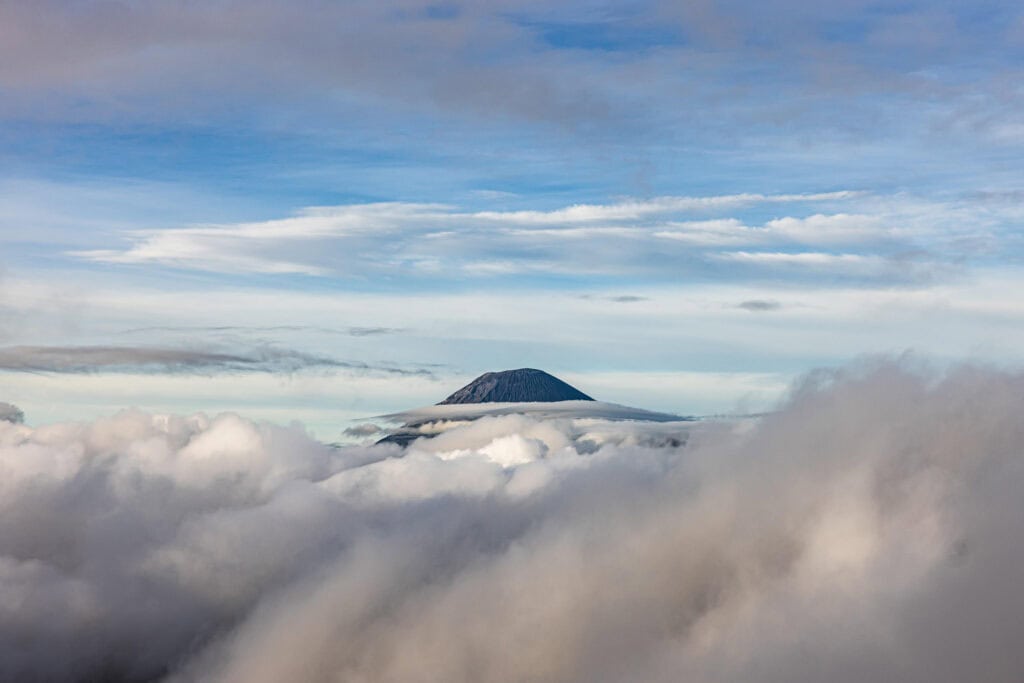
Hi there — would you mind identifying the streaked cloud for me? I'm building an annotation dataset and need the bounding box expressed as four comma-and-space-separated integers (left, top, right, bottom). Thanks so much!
0, 345, 432, 377
715, 251, 880, 267
122, 325, 407, 338
70, 190, 957, 285
470, 192, 860, 224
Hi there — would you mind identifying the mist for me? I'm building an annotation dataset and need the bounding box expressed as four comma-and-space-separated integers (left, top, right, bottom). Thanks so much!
2, 358, 1023, 682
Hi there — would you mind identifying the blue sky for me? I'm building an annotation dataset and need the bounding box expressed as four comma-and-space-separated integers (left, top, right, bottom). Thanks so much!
2, 0, 1024, 436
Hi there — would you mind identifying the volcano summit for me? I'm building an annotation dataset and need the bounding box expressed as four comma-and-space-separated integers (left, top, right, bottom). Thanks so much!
439, 368, 594, 404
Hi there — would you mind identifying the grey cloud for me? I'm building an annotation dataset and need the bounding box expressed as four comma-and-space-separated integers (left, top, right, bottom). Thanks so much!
348, 326, 406, 337
738, 299, 782, 311
0, 401, 23, 423
0, 345, 432, 377
122, 325, 407, 337
342, 423, 383, 437
2, 359, 1024, 681
579, 294, 649, 303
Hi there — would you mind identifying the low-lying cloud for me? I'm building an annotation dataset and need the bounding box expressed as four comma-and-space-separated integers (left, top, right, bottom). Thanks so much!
2, 359, 1023, 682
341, 422, 383, 438
0, 401, 22, 423
0, 345, 432, 376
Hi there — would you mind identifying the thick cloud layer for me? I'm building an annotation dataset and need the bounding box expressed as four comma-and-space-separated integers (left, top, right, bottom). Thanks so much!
2, 359, 1024, 682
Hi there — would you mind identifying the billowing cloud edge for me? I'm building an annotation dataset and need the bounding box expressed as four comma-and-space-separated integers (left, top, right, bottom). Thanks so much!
2, 358, 1023, 682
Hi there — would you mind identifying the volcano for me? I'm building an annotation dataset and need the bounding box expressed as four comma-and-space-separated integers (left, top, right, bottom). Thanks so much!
372, 368, 687, 447
439, 368, 594, 405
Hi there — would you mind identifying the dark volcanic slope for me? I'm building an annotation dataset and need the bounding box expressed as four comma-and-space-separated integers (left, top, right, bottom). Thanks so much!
439, 368, 594, 404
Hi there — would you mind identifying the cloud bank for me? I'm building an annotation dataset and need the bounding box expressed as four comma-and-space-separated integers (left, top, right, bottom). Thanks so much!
2, 359, 1023, 682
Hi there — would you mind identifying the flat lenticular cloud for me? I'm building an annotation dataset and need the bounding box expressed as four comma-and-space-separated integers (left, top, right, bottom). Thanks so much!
2, 358, 1024, 682
0, 345, 432, 376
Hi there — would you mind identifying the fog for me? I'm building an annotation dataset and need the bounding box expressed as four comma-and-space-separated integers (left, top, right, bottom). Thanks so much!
2, 359, 1023, 682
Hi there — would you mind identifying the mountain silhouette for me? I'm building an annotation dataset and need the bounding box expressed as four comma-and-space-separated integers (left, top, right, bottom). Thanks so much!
438, 368, 594, 404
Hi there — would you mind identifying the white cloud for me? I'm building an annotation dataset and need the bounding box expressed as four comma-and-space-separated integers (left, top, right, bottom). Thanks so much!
471, 191, 859, 224
654, 218, 753, 245
655, 213, 889, 247
57, 185, 1000, 293
72, 192, 891, 279
3, 360, 1024, 681
74, 203, 451, 276
715, 250, 885, 272
763, 213, 889, 244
